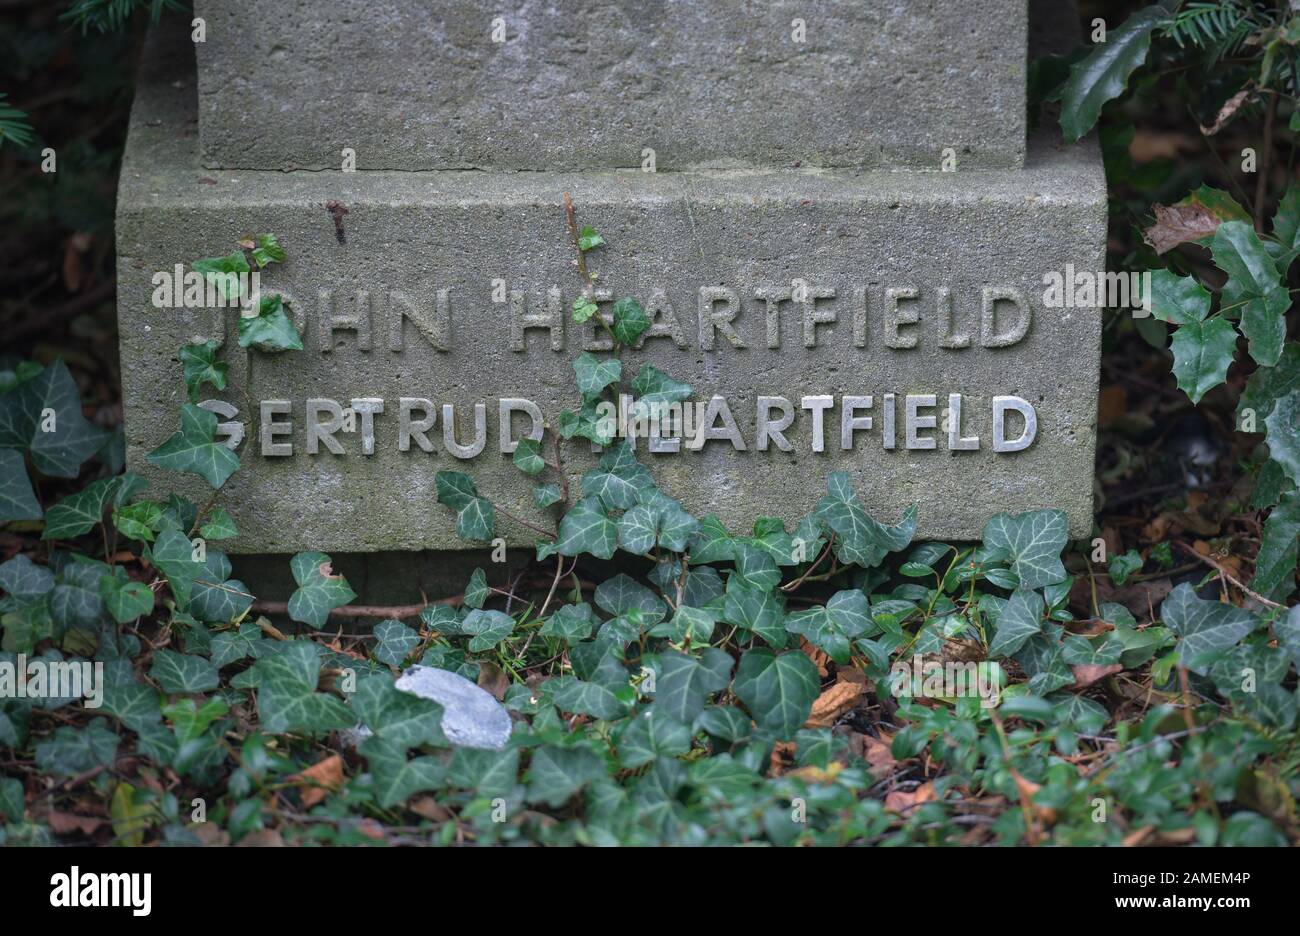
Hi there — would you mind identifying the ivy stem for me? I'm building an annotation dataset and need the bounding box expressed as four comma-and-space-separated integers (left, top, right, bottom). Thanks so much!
495, 506, 556, 540
563, 191, 596, 296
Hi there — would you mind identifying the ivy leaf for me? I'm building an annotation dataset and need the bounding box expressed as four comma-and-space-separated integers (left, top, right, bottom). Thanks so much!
144, 529, 204, 608
457, 568, 486, 610
238, 294, 303, 352
0, 359, 109, 478
192, 250, 249, 302
179, 340, 227, 403
252, 640, 353, 734
616, 707, 693, 768
1169, 316, 1238, 405
573, 352, 621, 401
1251, 491, 1300, 600
1061, 634, 1123, 666
461, 609, 516, 651
631, 364, 692, 409
556, 496, 618, 560
611, 297, 650, 346
373, 619, 420, 666
512, 438, 546, 476
1264, 390, 1300, 483
1107, 549, 1142, 586
525, 745, 605, 807
1162, 583, 1259, 673
783, 589, 874, 664
98, 566, 154, 624
571, 296, 598, 324
287, 551, 356, 629
42, 476, 121, 540
577, 225, 604, 251
722, 577, 787, 647
982, 509, 1068, 589
650, 604, 717, 644
164, 697, 229, 744
533, 483, 562, 508
249, 232, 285, 268
733, 543, 781, 591
146, 403, 240, 488
553, 677, 634, 720
1059, 4, 1169, 143
49, 558, 106, 631
352, 674, 445, 747
0, 449, 40, 521
113, 501, 164, 542
594, 573, 667, 622
652, 649, 733, 724
434, 470, 495, 541
150, 649, 219, 694
539, 602, 598, 644
34, 720, 119, 776
732, 648, 820, 740
988, 588, 1045, 658
360, 736, 447, 808
1147, 270, 1209, 324
815, 472, 917, 568
0, 553, 54, 605
449, 747, 519, 797
199, 507, 237, 540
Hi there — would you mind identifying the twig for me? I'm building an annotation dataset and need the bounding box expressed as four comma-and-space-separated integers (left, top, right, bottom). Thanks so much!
1175, 541, 1284, 609
250, 595, 460, 620
562, 192, 596, 296
1255, 89, 1278, 233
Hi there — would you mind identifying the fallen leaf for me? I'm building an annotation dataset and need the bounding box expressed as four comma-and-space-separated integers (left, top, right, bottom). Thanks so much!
806, 681, 865, 727
477, 660, 509, 701
1097, 385, 1127, 429
1201, 88, 1252, 135
235, 829, 285, 846
1122, 825, 1154, 847
409, 796, 451, 822
885, 782, 935, 815
799, 638, 829, 677
292, 754, 344, 807
1143, 202, 1220, 255
1072, 662, 1123, 688
47, 811, 104, 836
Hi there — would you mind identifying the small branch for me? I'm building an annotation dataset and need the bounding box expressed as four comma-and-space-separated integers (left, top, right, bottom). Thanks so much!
1175, 541, 1284, 609
250, 595, 459, 620
780, 537, 835, 593
496, 507, 556, 540
562, 192, 596, 295
1255, 89, 1279, 233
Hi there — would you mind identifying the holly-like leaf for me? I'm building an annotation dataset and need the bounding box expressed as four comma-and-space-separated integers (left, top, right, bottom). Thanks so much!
373, 619, 420, 666
988, 588, 1045, 658
1162, 582, 1259, 673
150, 649, 219, 694
732, 647, 820, 740
0, 359, 109, 478
1264, 390, 1300, 483
1213, 220, 1282, 298
179, 340, 227, 403
1059, 4, 1169, 143
512, 438, 546, 476
1239, 286, 1289, 368
1147, 270, 1209, 324
0, 449, 40, 521
982, 509, 1068, 589
238, 294, 303, 352
146, 404, 240, 488
286, 551, 356, 629
573, 352, 621, 401
556, 496, 618, 560
1251, 491, 1299, 601
434, 470, 495, 541
611, 297, 650, 346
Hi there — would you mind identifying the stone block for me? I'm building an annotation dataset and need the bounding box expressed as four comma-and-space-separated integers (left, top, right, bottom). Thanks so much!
193, 0, 1028, 171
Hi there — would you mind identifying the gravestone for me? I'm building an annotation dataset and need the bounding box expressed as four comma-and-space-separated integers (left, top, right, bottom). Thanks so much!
116, 1, 1106, 573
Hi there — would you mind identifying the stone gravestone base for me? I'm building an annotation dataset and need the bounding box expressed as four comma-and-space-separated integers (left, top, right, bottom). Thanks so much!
117, 3, 1105, 603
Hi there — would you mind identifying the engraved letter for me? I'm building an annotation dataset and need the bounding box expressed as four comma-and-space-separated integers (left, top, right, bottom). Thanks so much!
840, 395, 873, 450
756, 396, 794, 452
442, 403, 487, 459
801, 395, 834, 453
885, 287, 919, 349
260, 399, 293, 456
947, 393, 979, 450
905, 394, 937, 450
307, 399, 345, 454
498, 398, 544, 453
993, 396, 1037, 452
981, 287, 1031, 347
349, 398, 384, 455
510, 287, 565, 351
399, 398, 436, 452
698, 286, 745, 350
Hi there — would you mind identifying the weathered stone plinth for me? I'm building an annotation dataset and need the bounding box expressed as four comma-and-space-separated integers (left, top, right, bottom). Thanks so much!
118, 27, 1105, 554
